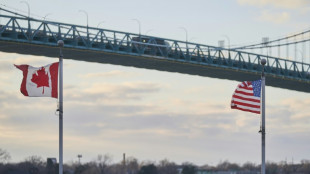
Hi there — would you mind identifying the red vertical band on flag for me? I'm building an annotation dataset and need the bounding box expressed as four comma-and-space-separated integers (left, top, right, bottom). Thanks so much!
14, 64, 29, 97
15, 62, 59, 98
50, 62, 59, 98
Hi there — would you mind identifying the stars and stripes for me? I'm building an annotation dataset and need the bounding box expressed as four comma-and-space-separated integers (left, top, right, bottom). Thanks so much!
231, 80, 261, 114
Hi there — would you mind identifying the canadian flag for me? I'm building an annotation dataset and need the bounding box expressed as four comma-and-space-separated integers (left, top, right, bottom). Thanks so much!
15, 62, 59, 98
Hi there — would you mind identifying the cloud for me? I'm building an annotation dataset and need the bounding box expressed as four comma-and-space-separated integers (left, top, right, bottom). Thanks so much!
2, 81, 310, 164
62, 101, 241, 139
281, 98, 310, 123
13, 56, 56, 66
0, 81, 244, 163
258, 10, 290, 24
263, 97, 310, 135
80, 70, 138, 78
237, 0, 310, 9
81, 81, 161, 101
0, 60, 15, 73
237, 0, 309, 25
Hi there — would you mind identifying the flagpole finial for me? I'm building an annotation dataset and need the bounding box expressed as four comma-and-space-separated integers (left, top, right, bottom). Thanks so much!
57, 40, 64, 47
261, 59, 266, 66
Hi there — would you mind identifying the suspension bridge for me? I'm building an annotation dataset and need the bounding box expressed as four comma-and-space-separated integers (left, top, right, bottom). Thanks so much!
0, 7, 309, 92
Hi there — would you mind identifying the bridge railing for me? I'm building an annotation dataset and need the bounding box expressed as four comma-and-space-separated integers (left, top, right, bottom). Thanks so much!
0, 13, 309, 82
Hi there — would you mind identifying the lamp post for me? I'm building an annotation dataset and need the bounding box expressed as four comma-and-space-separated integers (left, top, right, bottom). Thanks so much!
179, 27, 188, 43
97, 21, 105, 44
189, 37, 196, 43
79, 10, 88, 26
145, 29, 153, 35
42, 13, 52, 41
20, 1, 30, 18
20, 1, 31, 40
79, 10, 89, 46
43, 13, 52, 21
132, 18, 141, 36
97, 21, 105, 28
180, 27, 188, 59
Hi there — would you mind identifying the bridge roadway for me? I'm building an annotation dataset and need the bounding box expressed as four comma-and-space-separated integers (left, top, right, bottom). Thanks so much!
1, 40, 309, 93
0, 10, 309, 93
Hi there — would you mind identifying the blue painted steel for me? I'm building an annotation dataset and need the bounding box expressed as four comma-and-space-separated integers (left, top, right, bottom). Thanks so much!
0, 12, 309, 86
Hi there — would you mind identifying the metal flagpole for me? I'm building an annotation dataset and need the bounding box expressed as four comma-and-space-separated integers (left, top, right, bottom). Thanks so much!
58, 40, 64, 174
261, 58, 266, 174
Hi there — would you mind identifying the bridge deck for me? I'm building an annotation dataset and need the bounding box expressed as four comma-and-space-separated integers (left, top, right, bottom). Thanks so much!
1, 40, 309, 93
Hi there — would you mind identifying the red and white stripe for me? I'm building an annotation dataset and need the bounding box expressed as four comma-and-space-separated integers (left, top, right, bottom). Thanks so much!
231, 81, 261, 114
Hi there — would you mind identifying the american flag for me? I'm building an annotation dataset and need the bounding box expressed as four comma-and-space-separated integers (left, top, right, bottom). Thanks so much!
231, 80, 261, 114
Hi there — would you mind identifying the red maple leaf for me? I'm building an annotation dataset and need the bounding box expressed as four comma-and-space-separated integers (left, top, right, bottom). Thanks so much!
31, 67, 50, 94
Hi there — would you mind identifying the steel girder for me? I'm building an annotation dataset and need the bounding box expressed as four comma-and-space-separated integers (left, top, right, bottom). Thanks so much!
0, 14, 309, 83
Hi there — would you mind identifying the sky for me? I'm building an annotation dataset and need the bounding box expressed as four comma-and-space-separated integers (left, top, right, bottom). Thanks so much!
0, 0, 310, 166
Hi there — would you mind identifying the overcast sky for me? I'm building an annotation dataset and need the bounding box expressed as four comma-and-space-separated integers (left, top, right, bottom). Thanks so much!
0, 0, 310, 166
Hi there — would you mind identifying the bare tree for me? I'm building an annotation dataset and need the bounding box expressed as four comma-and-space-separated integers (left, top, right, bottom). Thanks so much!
298, 159, 310, 173
109, 163, 124, 174
0, 148, 11, 163
158, 159, 178, 174
242, 161, 258, 171
266, 162, 278, 174
216, 160, 240, 171
25, 155, 45, 167
126, 157, 139, 174
96, 154, 113, 174
15, 155, 47, 174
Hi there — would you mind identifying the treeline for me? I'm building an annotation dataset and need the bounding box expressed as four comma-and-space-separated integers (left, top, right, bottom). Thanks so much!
1, 148, 310, 174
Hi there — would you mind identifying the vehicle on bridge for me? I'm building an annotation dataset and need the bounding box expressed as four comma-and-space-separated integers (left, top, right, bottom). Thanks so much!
131, 36, 170, 56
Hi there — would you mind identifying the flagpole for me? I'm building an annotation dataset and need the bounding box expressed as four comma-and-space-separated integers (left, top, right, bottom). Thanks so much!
261, 58, 266, 174
57, 40, 64, 174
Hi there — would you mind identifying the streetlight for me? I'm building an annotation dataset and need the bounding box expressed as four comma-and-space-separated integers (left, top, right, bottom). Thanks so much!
189, 37, 196, 43
79, 10, 88, 26
179, 27, 189, 59
20, 1, 30, 18
20, 1, 31, 40
132, 18, 141, 35
43, 13, 52, 21
145, 29, 153, 35
42, 13, 52, 40
96, 21, 105, 43
97, 21, 105, 28
179, 27, 188, 43
79, 10, 89, 45
179, 27, 189, 50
